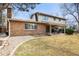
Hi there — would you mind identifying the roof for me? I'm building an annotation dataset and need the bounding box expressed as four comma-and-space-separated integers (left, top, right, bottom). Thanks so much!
31, 12, 66, 20
9, 18, 65, 27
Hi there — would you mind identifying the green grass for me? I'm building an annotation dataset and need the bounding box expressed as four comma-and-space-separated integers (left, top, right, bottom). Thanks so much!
14, 34, 79, 56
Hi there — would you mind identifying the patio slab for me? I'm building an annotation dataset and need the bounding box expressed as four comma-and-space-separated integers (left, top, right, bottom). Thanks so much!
0, 36, 34, 56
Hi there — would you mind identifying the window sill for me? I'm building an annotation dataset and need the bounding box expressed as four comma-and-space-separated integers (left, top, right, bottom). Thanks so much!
24, 29, 36, 30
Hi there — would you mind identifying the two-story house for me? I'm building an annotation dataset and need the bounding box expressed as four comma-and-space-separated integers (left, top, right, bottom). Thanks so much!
0, 6, 66, 36
30, 12, 66, 34
8, 12, 66, 36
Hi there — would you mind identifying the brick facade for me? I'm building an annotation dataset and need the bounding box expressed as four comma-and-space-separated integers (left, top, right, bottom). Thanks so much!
9, 21, 46, 36
0, 27, 6, 33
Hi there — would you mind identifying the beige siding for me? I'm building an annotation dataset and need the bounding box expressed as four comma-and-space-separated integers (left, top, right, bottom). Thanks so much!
33, 14, 65, 25
38, 14, 43, 22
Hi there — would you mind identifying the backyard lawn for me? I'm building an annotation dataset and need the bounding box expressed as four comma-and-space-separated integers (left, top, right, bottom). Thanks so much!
14, 34, 79, 56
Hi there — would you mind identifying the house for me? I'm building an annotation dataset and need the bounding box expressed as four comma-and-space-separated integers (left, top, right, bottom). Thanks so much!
0, 6, 66, 36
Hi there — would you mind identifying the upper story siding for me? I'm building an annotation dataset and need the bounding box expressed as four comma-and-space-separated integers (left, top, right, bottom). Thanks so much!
31, 12, 66, 25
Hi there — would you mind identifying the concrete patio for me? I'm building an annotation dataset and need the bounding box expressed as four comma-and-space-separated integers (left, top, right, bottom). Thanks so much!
0, 36, 34, 56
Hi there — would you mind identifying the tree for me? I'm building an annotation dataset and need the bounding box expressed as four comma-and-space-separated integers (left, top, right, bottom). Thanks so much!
61, 3, 79, 32
0, 3, 39, 11
0, 3, 39, 34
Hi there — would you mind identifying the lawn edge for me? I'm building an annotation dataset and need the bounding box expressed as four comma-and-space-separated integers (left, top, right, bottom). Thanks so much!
9, 37, 35, 56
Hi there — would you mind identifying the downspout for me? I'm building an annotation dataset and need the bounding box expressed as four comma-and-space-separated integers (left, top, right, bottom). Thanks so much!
8, 19, 10, 37
7, 5, 12, 36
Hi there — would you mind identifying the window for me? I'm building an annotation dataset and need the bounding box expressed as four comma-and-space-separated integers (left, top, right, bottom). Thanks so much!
59, 19, 61, 21
25, 23, 37, 30
53, 17, 56, 21
42, 16, 48, 21
0, 17, 2, 24
0, 9, 7, 24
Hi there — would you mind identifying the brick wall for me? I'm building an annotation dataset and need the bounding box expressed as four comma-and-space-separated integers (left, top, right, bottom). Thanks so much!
9, 21, 46, 36
0, 27, 6, 33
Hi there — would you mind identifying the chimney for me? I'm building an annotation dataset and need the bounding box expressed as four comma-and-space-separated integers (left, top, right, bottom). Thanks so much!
7, 5, 12, 18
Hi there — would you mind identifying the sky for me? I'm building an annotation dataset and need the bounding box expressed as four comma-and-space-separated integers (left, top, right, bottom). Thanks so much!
14, 3, 62, 19
13, 3, 77, 26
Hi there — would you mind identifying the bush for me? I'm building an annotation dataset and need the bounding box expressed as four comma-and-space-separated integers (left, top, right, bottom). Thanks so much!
5, 32, 9, 36
65, 28, 74, 35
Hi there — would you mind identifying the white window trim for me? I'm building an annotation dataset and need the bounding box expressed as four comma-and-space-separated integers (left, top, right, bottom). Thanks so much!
42, 16, 48, 21
24, 23, 37, 30
24, 29, 36, 30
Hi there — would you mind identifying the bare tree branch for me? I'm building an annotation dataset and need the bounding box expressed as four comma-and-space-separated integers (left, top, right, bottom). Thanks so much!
64, 4, 79, 23
61, 3, 79, 32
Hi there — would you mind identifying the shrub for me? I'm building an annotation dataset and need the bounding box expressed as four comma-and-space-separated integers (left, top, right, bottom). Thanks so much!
5, 32, 9, 36
65, 28, 74, 35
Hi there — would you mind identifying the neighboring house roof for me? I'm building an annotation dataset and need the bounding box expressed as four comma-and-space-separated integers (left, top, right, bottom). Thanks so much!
31, 12, 66, 20
9, 18, 65, 27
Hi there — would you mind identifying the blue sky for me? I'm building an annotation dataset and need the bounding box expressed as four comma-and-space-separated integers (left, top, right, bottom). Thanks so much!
14, 3, 62, 19
13, 3, 77, 26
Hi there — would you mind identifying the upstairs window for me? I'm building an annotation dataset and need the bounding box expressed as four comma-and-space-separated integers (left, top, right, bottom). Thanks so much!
25, 23, 37, 30
59, 19, 61, 21
42, 16, 48, 21
53, 17, 56, 21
